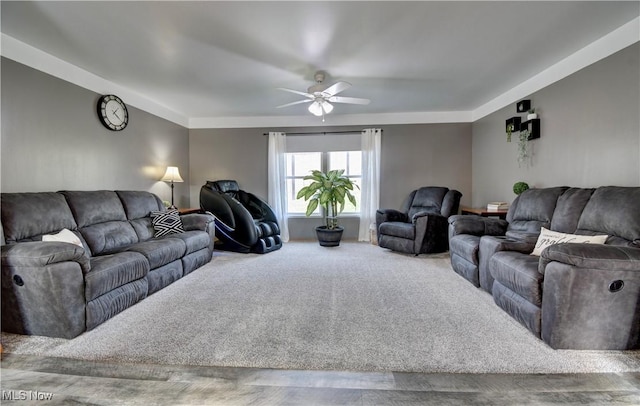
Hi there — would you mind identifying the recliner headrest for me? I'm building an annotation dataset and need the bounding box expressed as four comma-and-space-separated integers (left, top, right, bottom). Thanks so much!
209, 180, 240, 193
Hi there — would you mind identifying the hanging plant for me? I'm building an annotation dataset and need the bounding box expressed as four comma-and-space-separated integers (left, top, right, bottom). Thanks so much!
518, 129, 530, 166
506, 123, 514, 142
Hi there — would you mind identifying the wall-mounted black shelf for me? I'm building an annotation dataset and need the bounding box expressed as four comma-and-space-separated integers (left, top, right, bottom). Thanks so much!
517, 100, 531, 113
520, 118, 540, 140
506, 116, 521, 133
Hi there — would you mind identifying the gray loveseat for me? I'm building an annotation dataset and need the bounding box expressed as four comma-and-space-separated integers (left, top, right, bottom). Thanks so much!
448, 186, 640, 350
1, 190, 215, 339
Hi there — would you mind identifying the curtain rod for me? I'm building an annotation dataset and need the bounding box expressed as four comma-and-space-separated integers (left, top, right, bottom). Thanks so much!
262, 130, 382, 136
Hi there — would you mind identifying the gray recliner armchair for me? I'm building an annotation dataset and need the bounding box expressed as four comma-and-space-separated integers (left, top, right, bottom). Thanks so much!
376, 186, 462, 255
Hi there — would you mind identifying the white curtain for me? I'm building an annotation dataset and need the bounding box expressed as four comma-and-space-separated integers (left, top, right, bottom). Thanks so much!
358, 128, 382, 241
268, 132, 289, 242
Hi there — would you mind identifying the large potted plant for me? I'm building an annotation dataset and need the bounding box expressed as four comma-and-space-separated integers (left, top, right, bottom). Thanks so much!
296, 169, 358, 247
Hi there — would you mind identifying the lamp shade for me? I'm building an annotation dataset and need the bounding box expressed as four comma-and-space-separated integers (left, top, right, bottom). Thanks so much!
308, 100, 334, 117
321, 100, 333, 114
161, 166, 184, 183
308, 101, 323, 116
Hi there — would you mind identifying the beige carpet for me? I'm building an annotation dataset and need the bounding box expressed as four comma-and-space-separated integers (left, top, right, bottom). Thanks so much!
3, 242, 640, 373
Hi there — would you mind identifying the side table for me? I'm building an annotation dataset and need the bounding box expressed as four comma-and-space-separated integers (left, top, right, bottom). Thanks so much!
460, 206, 508, 220
178, 208, 202, 215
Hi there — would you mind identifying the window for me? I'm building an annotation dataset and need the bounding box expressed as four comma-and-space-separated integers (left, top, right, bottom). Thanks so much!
286, 152, 321, 215
286, 151, 362, 215
328, 151, 361, 214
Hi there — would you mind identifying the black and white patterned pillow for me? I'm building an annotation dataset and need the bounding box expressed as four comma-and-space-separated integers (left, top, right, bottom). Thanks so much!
151, 210, 184, 237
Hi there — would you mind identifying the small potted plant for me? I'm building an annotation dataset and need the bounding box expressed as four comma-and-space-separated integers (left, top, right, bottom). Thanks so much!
513, 181, 530, 195
296, 169, 358, 247
527, 108, 537, 120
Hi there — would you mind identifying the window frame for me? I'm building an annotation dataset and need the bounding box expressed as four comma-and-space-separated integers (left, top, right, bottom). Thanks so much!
285, 150, 362, 217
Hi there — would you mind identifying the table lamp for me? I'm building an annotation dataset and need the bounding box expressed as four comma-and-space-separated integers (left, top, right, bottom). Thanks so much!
161, 166, 184, 209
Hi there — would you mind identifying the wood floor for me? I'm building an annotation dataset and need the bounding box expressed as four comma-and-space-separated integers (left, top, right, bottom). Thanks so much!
1, 353, 639, 405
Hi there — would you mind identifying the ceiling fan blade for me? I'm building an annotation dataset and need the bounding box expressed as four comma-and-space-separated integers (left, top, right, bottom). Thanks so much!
277, 87, 314, 99
327, 96, 371, 105
322, 81, 351, 97
276, 99, 313, 108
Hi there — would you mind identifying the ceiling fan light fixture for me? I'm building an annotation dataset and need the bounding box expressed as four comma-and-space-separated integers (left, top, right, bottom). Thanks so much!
280, 71, 369, 118
321, 100, 333, 114
308, 101, 323, 116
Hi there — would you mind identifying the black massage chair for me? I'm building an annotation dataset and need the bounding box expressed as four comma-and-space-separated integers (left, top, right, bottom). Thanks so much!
200, 180, 282, 254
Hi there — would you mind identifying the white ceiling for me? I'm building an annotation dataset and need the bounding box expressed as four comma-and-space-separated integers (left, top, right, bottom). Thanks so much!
1, 1, 639, 128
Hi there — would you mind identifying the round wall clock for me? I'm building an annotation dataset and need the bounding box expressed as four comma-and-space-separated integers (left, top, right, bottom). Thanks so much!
97, 94, 129, 131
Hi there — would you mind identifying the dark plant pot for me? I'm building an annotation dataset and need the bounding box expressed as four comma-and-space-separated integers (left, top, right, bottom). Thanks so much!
315, 226, 344, 247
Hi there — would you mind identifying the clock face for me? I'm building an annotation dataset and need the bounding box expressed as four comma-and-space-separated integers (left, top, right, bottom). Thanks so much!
97, 95, 128, 131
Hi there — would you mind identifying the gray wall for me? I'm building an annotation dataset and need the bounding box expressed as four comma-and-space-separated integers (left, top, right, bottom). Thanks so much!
471, 43, 640, 207
1, 58, 191, 207
189, 123, 472, 240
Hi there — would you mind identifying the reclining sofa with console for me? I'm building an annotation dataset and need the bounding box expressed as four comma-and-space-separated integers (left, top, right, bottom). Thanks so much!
200, 180, 282, 254
1, 190, 215, 339
448, 186, 640, 350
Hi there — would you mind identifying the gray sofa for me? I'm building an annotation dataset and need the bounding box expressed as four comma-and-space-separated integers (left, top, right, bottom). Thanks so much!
1, 190, 215, 339
448, 186, 640, 350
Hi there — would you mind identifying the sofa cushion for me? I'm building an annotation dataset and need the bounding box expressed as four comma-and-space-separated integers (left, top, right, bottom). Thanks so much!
407, 187, 448, 219
490, 251, 543, 306
161, 230, 211, 255
151, 210, 185, 237
576, 186, 640, 244
549, 188, 595, 234
86, 252, 149, 301
379, 222, 414, 239
116, 190, 164, 220
1, 192, 77, 243
80, 221, 140, 256
507, 187, 568, 234
129, 217, 155, 242
530, 227, 608, 256
61, 191, 127, 228
126, 238, 186, 269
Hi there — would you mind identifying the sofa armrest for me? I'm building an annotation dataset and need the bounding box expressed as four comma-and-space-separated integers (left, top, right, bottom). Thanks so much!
181, 212, 215, 232
1, 242, 88, 338
412, 211, 443, 224
414, 213, 449, 253
376, 209, 408, 224
540, 243, 640, 349
448, 215, 508, 237
180, 212, 216, 253
1, 242, 90, 273
540, 243, 640, 274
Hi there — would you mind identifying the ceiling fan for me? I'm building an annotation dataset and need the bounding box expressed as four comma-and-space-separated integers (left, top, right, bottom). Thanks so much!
277, 71, 370, 120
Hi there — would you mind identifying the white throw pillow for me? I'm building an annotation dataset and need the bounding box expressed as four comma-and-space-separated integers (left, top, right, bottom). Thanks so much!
530, 227, 608, 256
42, 228, 83, 248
